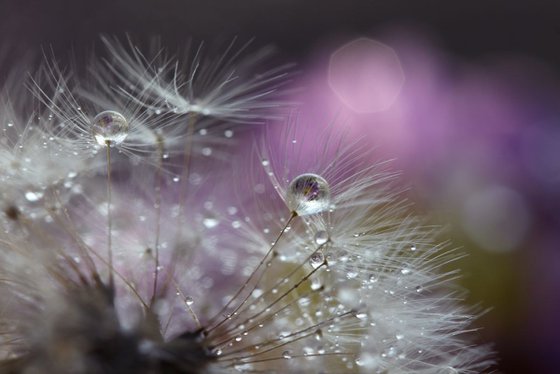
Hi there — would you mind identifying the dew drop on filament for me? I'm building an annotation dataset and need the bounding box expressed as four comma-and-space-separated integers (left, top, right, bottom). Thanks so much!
91, 110, 129, 146
287, 173, 330, 215
314, 230, 329, 245
309, 251, 325, 268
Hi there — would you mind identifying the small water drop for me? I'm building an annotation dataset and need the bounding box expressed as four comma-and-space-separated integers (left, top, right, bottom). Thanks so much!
410, 244, 417, 251
202, 216, 219, 229
314, 230, 329, 245
310, 278, 322, 291
282, 350, 293, 359
91, 110, 129, 146
25, 191, 43, 202
346, 271, 358, 279
355, 312, 368, 320
185, 296, 194, 306
261, 159, 270, 167
287, 173, 330, 215
309, 251, 325, 269
400, 268, 411, 275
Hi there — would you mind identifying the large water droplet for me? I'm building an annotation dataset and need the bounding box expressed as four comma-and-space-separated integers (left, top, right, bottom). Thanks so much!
287, 173, 330, 215
314, 230, 329, 245
91, 110, 129, 146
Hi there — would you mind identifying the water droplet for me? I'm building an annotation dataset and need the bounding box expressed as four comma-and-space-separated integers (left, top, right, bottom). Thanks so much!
346, 270, 358, 279
235, 336, 242, 342
400, 268, 411, 275
310, 251, 325, 268
261, 159, 270, 167
314, 230, 329, 245
355, 312, 368, 320
385, 346, 397, 358
185, 296, 194, 306
224, 130, 233, 138
415, 286, 423, 293
25, 191, 43, 202
91, 111, 129, 146
287, 173, 330, 215
410, 244, 417, 251
203, 216, 219, 229
282, 350, 293, 359
310, 278, 322, 290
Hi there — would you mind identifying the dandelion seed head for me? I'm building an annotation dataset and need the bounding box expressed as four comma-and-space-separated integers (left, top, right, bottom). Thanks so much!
0, 38, 493, 374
